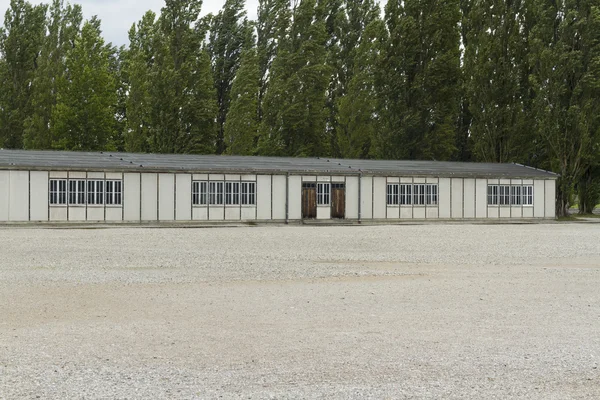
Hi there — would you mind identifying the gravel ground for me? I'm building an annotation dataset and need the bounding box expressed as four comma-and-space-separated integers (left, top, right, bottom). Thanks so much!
0, 224, 599, 399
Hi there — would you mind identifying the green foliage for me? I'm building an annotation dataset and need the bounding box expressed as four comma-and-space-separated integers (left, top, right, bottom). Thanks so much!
224, 48, 260, 155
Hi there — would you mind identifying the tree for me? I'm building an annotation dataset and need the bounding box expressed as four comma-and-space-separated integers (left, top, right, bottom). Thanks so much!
23, 0, 83, 150
336, 19, 386, 159
258, 0, 331, 156
224, 47, 260, 155
378, 0, 461, 161
0, 0, 47, 149
464, 0, 534, 163
529, 0, 600, 216
208, 0, 251, 154
51, 17, 118, 151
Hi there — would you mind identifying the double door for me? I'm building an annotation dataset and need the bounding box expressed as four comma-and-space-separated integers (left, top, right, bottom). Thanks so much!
302, 182, 345, 219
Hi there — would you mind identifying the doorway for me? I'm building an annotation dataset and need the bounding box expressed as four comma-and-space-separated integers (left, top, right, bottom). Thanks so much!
302, 183, 317, 219
331, 183, 345, 219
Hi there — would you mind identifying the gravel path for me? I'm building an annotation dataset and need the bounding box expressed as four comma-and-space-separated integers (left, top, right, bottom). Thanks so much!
1, 224, 599, 399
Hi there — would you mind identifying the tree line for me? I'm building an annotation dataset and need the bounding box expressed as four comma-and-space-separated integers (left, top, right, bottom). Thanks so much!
0, 0, 599, 216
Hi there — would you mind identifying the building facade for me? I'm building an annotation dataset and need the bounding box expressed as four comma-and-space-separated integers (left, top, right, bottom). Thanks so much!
0, 150, 558, 223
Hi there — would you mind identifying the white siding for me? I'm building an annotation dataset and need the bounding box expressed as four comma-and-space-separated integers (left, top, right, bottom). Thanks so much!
533, 180, 545, 218
0, 171, 9, 221
272, 175, 287, 220
30, 171, 48, 222
373, 177, 386, 219
475, 179, 487, 218
288, 175, 302, 220
511, 206, 522, 218
256, 175, 272, 220
175, 174, 192, 221
9, 171, 29, 221
69, 207, 86, 221
123, 173, 141, 222
317, 206, 330, 220
241, 207, 256, 220
438, 178, 451, 218
426, 207, 438, 219
49, 207, 67, 221
345, 176, 359, 219
87, 207, 104, 222
225, 207, 241, 221
413, 207, 425, 219
209, 207, 225, 221
545, 180, 556, 218
141, 173, 158, 221
158, 174, 175, 221
360, 176, 373, 219
401, 207, 412, 219
451, 178, 463, 219
387, 206, 400, 219
105, 207, 122, 221
193, 208, 208, 221
463, 179, 475, 218
499, 206, 511, 218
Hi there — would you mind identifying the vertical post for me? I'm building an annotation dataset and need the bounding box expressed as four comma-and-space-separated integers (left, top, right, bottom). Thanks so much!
358, 173, 362, 223
285, 172, 289, 224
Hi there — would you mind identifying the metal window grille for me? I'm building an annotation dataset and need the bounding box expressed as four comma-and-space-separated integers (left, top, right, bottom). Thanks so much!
487, 185, 498, 205
241, 182, 256, 205
387, 184, 399, 205
317, 183, 330, 205
49, 179, 68, 205
413, 184, 426, 205
426, 184, 438, 205
400, 184, 412, 205
523, 185, 533, 205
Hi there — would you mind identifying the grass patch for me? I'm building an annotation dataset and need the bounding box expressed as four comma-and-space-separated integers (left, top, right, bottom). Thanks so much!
575, 213, 600, 219
558, 215, 578, 221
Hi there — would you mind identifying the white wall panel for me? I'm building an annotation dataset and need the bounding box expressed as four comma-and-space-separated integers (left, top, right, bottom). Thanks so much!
413, 177, 426, 184
105, 207, 122, 221
225, 174, 240, 181
511, 207, 522, 218
87, 172, 104, 179
158, 174, 175, 221
288, 175, 302, 220
451, 178, 463, 219
176, 174, 192, 221
273, 175, 287, 220
545, 180, 556, 218
241, 174, 256, 181
475, 179, 487, 218
400, 207, 412, 219
533, 180, 545, 218
87, 207, 104, 221
123, 173, 141, 221
426, 207, 438, 219
499, 207, 510, 218
317, 206, 330, 220
387, 206, 400, 219
413, 207, 425, 219
0, 171, 10, 221
193, 207, 208, 221
256, 175, 272, 220
241, 207, 256, 220
360, 176, 373, 219
345, 176, 359, 219
523, 207, 534, 218
463, 178, 475, 218
141, 173, 158, 221
332, 176, 345, 182
209, 174, 225, 181
373, 177, 386, 219
208, 206, 224, 221
487, 207, 499, 219
30, 171, 49, 221
225, 207, 241, 220
193, 174, 208, 181
49, 207, 67, 221
317, 176, 331, 182
68, 207, 86, 221
49, 171, 67, 178
9, 171, 29, 221
106, 172, 122, 180
438, 178, 450, 218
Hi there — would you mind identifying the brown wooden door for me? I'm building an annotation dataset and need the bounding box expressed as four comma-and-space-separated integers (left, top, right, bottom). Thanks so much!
302, 184, 317, 219
331, 184, 345, 219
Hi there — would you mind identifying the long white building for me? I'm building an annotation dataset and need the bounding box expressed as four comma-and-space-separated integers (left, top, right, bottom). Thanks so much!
0, 149, 558, 223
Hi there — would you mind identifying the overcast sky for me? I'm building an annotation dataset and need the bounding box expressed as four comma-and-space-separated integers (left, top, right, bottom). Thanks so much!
0, 0, 260, 47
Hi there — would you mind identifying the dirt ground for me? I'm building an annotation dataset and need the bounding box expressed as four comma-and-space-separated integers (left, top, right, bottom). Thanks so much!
0, 224, 599, 399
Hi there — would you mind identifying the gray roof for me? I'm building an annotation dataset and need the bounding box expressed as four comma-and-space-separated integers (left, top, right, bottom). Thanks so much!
0, 149, 558, 179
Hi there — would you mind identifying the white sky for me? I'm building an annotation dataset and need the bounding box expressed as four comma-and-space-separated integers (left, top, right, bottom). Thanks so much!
0, 0, 260, 47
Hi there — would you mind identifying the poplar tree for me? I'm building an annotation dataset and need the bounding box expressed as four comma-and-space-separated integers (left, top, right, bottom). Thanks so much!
208, 0, 251, 154
0, 0, 47, 149
379, 0, 461, 161
223, 48, 260, 155
51, 17, 118, 151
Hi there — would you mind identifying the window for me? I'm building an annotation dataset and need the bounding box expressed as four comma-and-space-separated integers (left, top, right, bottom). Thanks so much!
68, 180, 86, 205
400, 184, 412, 205
413, 184, 426, 205
241, 182, 256, 205
192, 181, 208, 205
209, 181, 224, 205
511, 186, 522, 205
87, 180, 104, 205
317, 183, 330, 205
488, 185, 499, 205
49, 179, 67, 205
426, 184, 438, 205
225, 182, 240, 205
523, 185, 533, 205
105, 180, 122, 205
387, 184, 399, 205
499, 185, 510, 205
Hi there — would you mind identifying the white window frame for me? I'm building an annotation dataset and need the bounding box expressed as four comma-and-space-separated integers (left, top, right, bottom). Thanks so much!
426, 184, 438, 205
87, 180, 104, 205
105, 180, 122, 206
511, 186, 522, 206
522, 185, 533, 206
49, 179, 67, 205
498, 185, 510, 205
192, 181, 208, 205
387, 183, 399, 205
413, 184, 426, 205
400, 184, 412, 205
225, 182, 240, 205
68, 179, 86, 205
209, 181, 224, 205
317, 183, 330, 206
241, 182, 256, 205
487, 185, 499, 205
